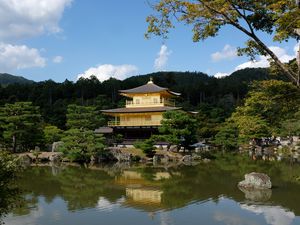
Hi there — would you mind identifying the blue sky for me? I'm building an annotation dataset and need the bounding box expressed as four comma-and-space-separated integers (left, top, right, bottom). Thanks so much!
0, 0, 298, 82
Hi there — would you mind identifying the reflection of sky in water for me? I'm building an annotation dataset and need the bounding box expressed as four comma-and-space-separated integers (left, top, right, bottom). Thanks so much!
214, 211, 259, 225
241, 204, 295, 225
160, 211, 174, 225
97, 197, 124, 212
3, 196, 300, 225
5, 197, 45, 225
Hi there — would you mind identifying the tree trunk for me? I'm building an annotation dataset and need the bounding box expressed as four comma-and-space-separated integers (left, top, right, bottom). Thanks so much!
12, 135, 16, 153
297, 42, 300, 87
251, 34, 299, 87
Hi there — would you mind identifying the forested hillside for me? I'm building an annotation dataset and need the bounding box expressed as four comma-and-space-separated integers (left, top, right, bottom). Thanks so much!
0, 68, 273, 128
0, 73, 34, 86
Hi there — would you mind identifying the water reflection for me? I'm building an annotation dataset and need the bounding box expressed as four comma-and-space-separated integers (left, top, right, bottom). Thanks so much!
238, 186, 272, 202
3, 158, 300, 225
97, 197, 124, 212
214, 210, 259, 225
241, 204, 295, 225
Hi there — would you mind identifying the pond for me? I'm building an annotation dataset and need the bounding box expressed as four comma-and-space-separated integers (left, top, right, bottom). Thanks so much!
3, 155, 300, 225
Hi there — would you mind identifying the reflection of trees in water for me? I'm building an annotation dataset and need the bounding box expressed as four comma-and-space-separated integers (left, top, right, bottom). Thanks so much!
241, 204, 295, 225
16, 166, 125, 212
0, 185, 21, 222
11, 195, 38, 216
160, 155, 300, 214
0, 152, 22, 223
13, 158, 300, 217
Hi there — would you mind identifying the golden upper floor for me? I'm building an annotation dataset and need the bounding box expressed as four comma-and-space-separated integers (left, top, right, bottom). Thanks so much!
120, 78, 180, 108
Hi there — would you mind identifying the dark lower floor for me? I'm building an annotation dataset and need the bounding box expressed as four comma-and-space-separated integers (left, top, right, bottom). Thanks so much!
113, 126, 160, 140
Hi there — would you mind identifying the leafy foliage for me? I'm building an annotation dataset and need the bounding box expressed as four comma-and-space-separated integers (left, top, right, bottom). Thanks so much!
214, 120, 238, 151
215, 80, 300, 147
59, 129, 106, 162
231, 115, 271, 142
134, 139, 156, 157
66, 104, 105, 130
159, 110, 197, 149
43, 125, 63, 145
0, 102, 44, 152
233, 80, 300, 133
280, 108, 300, 136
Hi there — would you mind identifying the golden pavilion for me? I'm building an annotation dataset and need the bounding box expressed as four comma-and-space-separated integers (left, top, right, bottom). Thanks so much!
102, 78, 180, 139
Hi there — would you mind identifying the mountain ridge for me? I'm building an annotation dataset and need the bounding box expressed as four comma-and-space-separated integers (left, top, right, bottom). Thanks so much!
0, 73, 34, 85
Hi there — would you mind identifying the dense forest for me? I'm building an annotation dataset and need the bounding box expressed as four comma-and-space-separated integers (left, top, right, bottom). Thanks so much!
0, 68, 271, 129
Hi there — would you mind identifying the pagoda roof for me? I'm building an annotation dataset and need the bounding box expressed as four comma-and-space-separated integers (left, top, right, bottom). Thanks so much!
102, 106, 180, 114
119, 79, 181, 96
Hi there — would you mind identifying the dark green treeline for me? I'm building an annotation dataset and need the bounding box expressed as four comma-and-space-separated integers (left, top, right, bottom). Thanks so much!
0, 68, 271, 129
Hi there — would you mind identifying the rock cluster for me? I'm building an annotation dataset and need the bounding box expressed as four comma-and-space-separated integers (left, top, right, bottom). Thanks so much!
18, 152, 63, 164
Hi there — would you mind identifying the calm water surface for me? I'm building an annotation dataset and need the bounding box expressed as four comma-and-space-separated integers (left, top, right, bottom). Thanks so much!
3, 156, 300, 225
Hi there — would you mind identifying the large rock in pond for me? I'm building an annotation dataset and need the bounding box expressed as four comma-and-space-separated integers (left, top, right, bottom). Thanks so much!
238, 172, 272, 189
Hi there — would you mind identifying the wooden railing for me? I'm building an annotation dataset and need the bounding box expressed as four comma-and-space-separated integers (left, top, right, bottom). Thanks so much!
108, 120, 161, 127
126, 99, 175, 107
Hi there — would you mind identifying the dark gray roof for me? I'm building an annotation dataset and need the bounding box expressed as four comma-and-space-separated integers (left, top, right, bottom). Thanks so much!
102, 106, 180, 114
120, 82, 180, 96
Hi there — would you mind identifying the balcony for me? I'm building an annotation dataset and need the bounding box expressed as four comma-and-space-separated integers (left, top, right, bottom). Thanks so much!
108, 120, 161, 127
126, 99, 175, 108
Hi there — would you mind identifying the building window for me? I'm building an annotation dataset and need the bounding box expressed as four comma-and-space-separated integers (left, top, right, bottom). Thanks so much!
145, 115, 151, 121
153, 98, 158, 104
135, 99, 140, 104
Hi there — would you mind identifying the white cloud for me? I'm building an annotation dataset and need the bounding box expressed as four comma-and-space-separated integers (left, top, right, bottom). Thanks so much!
235, 46, 295, 71
77, 64, 138, 82
154, 44, 171, 71
0, 43, 46, 71
211, 44, 237, 62
214, 44, 297, 78
53, 55, 63, 63
214, 72, 230, 78
241, 204, 295, 225
0, 0, 72, 41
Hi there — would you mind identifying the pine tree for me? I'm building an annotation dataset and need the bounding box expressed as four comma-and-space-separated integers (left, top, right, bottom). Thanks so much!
66, 104, 105, 130
59, 129, 105, 162
0, 102, 44, 152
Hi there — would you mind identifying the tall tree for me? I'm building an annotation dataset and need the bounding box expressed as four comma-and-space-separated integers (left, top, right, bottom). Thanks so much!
59, 129, 105, 162
214, 80, 300, 148
44, 125, 63, 145
280, 107, 300, 136
231, 114, 271, 142
214, 119, 238, 150
66, 104, 105, 130
146, 0, 300, 86
159, 110, 197, 149
232, 80, 300, 133
0, 102, 44, 152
